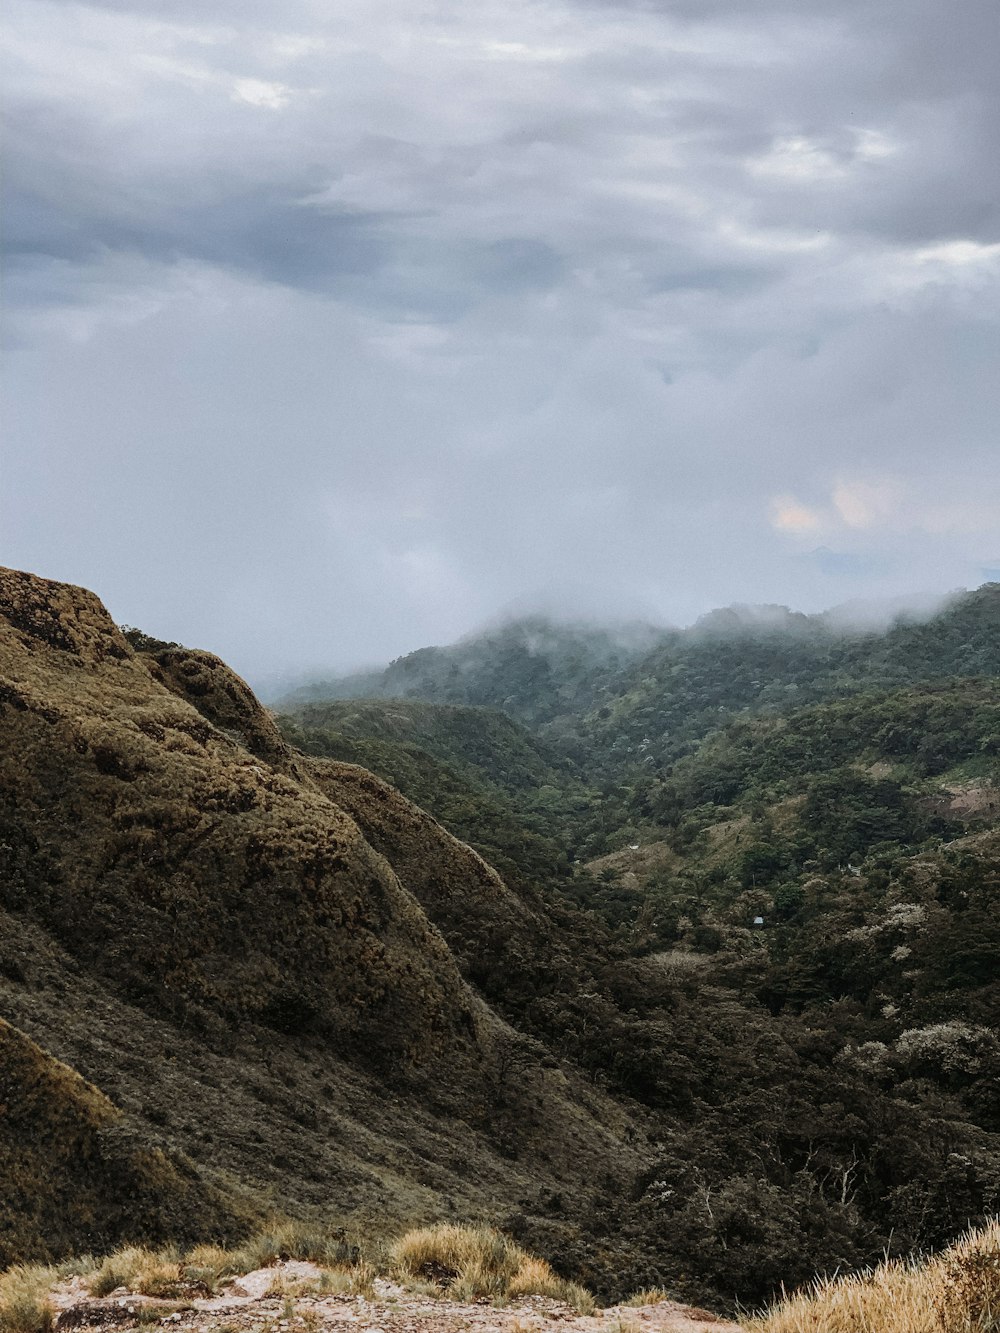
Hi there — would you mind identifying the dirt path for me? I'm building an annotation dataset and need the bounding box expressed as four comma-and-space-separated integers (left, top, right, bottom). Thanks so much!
50, 1262, 744, 1333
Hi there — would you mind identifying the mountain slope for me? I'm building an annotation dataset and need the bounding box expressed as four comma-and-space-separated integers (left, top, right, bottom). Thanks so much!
5, 568, 1000, 1315
0, 568, 644, 1277
578, 584, 1000, 774
0, 1017, 244, 1268
277, 698, 602, 891
280, 617, 665, 726
289, 587, 1000, 783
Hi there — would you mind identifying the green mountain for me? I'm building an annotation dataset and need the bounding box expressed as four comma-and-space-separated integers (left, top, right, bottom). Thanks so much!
574, 584, 1000, 776
276, 699, 605, 895
4, 569, 1000, 1315
289, 587, 1000, 781
279, 616, 666, 727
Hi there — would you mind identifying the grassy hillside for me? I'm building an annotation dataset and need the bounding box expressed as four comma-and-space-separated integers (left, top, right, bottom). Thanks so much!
4, 568, 1000, 1316
276, 698, 620, 897
0, 568, 645, 1291
0, 1018, 246, 1268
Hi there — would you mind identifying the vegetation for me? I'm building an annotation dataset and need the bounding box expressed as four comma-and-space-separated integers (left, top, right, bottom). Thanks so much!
0, 1266, 56, 1333
4, 566, 1000, 1322
0, 1223, 597, 1326
748, 1219, 1000, 1332
278, 616, 663, 728
279, 583, 1000, 1312
391, 1224, 594, 1310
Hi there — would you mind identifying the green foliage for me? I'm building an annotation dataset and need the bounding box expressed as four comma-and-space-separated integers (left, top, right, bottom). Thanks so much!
7, 570, 1000, 1316
277, 699, 599, 890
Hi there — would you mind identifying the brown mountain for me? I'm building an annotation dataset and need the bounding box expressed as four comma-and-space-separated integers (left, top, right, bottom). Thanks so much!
0, 568, 642, 1271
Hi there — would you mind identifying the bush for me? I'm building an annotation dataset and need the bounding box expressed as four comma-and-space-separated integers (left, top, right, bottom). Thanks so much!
391, 1224, 595, 1311
749, 1219, 1000, 1332
0, 1267, 56, 1333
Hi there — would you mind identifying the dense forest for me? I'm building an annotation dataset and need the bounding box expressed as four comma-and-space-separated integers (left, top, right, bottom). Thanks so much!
3, 570, 998, 1319
276, 584, 1000, 1303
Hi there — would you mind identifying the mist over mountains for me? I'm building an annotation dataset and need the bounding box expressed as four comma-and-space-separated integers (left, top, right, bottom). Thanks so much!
274, 584, 979, 722
3, 565, 999, 1321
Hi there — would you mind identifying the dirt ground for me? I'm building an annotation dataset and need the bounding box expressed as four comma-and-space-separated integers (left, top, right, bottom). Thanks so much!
49, 1262, 743, 1333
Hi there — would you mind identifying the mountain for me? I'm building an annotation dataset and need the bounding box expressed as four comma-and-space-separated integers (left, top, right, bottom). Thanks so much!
276, 698, 603, 894
576, 583, 1000, 775
278, 616, 666, 727
289, 587, 1000, 781
0, 568, 643, 1279
4, 567, 1000, 1315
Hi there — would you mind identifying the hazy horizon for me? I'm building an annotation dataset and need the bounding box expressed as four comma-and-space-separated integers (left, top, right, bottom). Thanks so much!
4, 0, 998, 682
254, 581, 972, 699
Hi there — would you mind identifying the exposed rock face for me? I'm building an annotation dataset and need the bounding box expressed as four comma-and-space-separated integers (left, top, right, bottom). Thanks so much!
0, 567, 644, 1267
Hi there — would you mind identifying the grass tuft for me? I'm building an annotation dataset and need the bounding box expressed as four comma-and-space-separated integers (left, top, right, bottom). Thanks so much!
622, 1288, 671, 1307
391, 1223, 595, 1312
749, 1218, 1000, 1333
87, 1246, 185, 1298
0, 1266, 56, 1333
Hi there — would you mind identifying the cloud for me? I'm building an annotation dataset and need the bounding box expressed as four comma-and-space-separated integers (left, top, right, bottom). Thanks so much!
770, 497, 825, 535
831, 480, 898, 530
2, 0, 998, 679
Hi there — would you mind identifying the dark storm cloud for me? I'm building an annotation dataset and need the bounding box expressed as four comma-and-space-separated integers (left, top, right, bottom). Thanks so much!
2, 0, 998, 679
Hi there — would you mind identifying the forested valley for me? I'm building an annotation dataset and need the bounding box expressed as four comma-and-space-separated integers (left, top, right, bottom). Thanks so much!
277, 584, 1000, 1301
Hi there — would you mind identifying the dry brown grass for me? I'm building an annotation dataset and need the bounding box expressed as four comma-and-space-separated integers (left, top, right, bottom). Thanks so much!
622, 1288, 672, 1307
87, 1246, 187, 1298
507, 1256, 558, 1297
0, 1266, 56, 1333
392, 1224, 595, 1313
2, 1222, 594, 1322
82, 1228, 360, 1300
749, 1219, 1000, 1333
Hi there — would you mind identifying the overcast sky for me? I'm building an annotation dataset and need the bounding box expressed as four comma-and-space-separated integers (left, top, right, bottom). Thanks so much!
3, 0, 999, 684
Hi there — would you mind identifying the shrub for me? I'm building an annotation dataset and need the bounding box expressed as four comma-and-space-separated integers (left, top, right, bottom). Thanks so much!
749, 1219, 1000, 1333
0, 1266, 56, 1333
391, 1224, 595, 1312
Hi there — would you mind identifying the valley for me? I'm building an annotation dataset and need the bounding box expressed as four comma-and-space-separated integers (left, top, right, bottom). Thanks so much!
2, 570, 999, 1327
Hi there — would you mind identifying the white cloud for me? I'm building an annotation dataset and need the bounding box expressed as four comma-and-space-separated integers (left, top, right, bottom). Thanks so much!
3, 0, 998, 675
230, 77, 294, 108
832, 479, 899, 530
748, 135, 848, 182
770, 496, 825, 535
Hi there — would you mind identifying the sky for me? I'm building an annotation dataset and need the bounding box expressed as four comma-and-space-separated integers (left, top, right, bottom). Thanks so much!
3, 0, 999, 684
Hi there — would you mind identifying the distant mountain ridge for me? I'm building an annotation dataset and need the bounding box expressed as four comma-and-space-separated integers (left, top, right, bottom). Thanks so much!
278, 586, 1000, 786
278, 615, 668, 725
